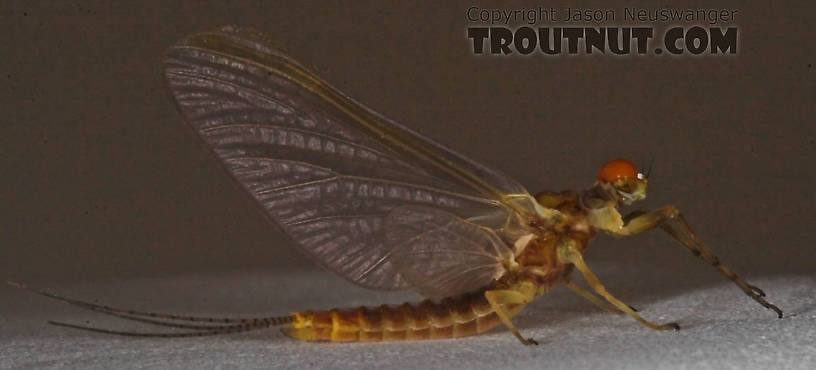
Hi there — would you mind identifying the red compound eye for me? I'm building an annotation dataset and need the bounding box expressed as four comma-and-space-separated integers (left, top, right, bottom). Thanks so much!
597, 159, 637, 182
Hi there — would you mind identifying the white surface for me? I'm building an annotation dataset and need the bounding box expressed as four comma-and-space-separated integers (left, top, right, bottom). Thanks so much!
2, 267, 814, 370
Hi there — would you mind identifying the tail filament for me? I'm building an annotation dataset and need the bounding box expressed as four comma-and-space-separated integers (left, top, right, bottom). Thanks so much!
6, 280, 293, 338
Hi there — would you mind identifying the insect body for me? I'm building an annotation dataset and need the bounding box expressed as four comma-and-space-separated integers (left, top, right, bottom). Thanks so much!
10, 26, 782, 345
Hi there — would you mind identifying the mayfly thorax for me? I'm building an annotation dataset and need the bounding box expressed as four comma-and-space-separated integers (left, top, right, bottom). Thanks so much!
8, 26, 782, 345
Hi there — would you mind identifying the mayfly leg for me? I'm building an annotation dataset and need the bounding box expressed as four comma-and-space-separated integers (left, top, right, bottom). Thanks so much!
660, 214, 783, 317
620, 207, 783, 318
563, 276, 630, 315
557, 243, 680, 331
484, 290, 537, 345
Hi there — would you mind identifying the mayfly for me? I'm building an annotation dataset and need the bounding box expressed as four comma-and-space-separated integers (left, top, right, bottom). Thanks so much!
9, 26, 782, 345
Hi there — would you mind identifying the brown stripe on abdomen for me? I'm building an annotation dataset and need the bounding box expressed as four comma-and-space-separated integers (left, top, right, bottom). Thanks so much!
283, 290, 505, 342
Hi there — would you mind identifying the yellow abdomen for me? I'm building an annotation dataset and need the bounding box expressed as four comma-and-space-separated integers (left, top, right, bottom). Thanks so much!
284, 290, 512, 342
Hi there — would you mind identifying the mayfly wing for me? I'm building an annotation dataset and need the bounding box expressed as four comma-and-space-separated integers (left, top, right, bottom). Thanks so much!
385, 205, 515, 300
163, 26, 539, 293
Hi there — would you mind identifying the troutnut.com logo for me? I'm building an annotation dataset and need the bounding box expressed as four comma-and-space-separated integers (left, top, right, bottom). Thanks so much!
466, 6, 740, 56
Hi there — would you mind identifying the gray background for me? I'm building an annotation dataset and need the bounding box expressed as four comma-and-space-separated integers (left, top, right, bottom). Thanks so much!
1, 1, 814, 369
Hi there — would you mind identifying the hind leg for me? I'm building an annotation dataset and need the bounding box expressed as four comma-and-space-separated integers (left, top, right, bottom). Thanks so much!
484, 289, 536, 345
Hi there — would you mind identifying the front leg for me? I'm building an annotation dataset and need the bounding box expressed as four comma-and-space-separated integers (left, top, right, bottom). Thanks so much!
616, 206, 678, 236
615, 206, 783, 318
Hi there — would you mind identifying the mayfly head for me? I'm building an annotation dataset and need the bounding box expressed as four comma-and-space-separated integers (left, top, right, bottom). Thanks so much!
596, 159, 648, 206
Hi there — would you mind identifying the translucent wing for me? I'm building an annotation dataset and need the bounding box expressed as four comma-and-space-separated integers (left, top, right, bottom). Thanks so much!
385, 206, 514, 300
163, 26, 539, 292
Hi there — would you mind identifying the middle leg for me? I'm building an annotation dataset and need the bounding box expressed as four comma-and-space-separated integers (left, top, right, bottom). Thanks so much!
557, 243, 679, 331
564, 276, 630, 315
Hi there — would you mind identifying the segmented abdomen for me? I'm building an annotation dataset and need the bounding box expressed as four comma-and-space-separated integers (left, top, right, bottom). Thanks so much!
284, 289, 507, 342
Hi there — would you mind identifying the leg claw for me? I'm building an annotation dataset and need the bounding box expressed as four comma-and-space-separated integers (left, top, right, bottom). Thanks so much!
523, 338, 539, 346
664, 322, 681, 331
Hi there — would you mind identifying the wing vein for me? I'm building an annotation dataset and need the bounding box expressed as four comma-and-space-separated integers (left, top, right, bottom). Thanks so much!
283, 214, 382, 227
163, 27, 537, 292
255, 173, 503, 208
204, 123, 419, 170
175, 45, 515, 203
